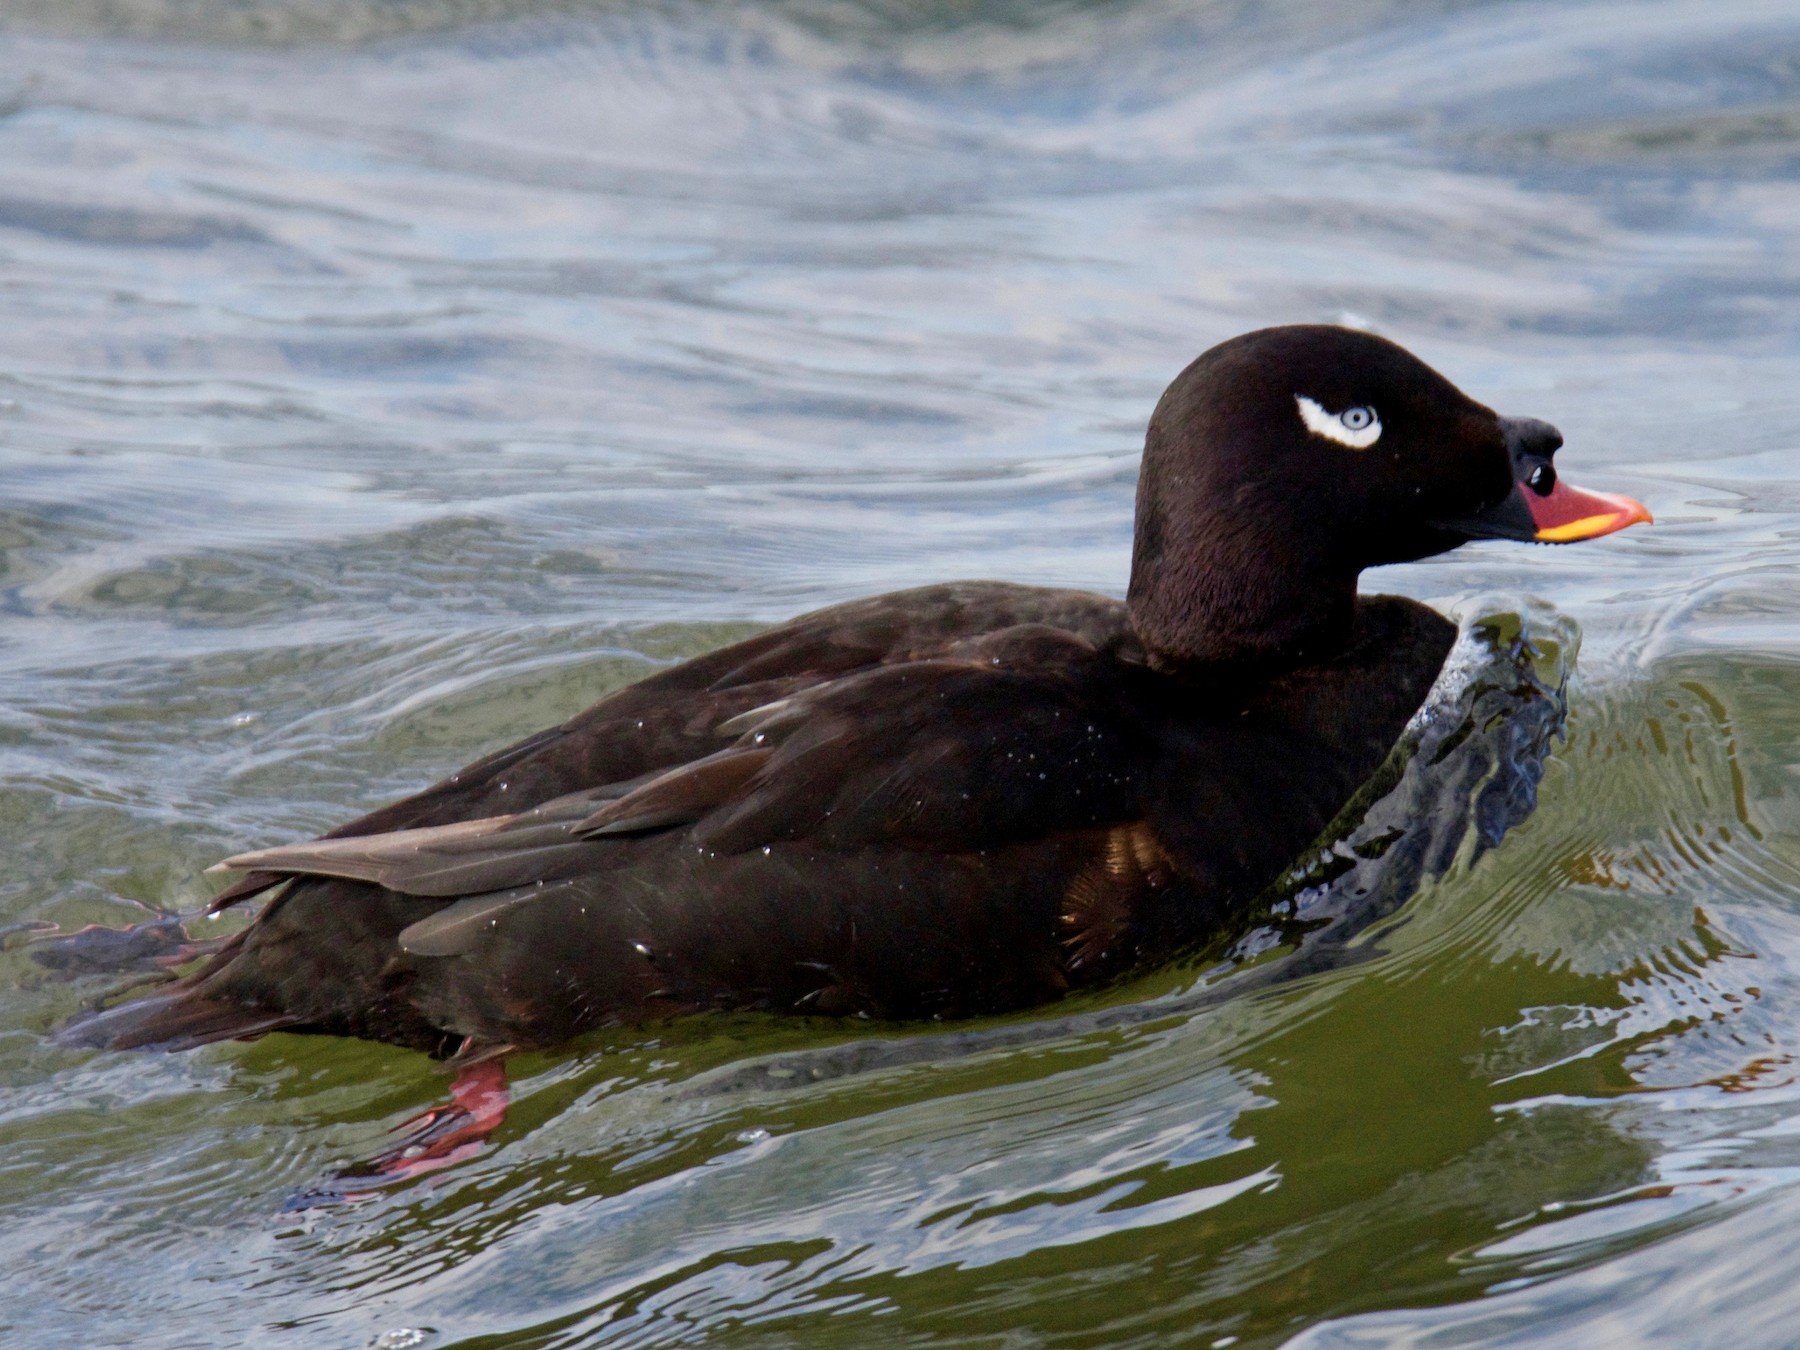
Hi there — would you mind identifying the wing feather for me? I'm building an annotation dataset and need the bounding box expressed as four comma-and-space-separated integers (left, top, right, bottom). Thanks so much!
202, 601, 1144, 918
579, 746, 775, 837
209, 785, 631, 897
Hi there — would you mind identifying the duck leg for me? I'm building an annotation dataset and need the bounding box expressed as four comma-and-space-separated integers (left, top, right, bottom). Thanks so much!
287, 1058, 510, 1207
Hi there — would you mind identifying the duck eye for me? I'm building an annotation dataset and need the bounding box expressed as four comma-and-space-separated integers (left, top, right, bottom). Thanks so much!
1526, 463, 1556, 496
1294, 395, 1382, 449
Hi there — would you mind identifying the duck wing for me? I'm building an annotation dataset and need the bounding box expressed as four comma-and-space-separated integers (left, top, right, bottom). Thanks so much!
210, 623, 1146, 902
364, 580, 1132, 837
588, 637, 1145, 855
207, 581, 1133, 910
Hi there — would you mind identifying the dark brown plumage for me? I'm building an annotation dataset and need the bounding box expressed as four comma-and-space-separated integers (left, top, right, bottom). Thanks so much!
58, 325, 1650, 1061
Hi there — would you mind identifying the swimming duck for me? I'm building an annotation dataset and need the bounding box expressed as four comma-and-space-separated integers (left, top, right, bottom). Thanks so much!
58, 325, 1647, 1176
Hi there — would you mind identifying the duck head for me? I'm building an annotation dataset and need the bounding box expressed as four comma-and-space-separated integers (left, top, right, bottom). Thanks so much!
1128, 324, 1651, 671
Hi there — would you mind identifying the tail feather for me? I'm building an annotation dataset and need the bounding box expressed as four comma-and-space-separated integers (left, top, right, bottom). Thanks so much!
55, 986, 298, 1052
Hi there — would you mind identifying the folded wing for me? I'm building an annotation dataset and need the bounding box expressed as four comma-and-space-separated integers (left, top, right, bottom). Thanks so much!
211, 624, 1148, 909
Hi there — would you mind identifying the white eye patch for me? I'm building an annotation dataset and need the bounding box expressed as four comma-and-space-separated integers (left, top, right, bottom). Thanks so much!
1295, 395, 1382, 449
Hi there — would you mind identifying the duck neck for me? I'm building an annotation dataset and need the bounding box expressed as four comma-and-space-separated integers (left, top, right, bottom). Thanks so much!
1125, 489, 1361, 676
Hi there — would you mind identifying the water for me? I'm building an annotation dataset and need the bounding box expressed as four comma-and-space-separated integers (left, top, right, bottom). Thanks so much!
1, 0, 1798, 1343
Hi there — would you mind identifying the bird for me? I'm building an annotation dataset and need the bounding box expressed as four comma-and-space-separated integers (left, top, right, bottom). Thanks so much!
55, 324, 1650, 1185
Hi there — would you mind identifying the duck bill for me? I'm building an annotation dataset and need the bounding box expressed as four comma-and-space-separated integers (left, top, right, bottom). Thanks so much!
1447, 479, 1653, 544
1527, 480, 1653, 542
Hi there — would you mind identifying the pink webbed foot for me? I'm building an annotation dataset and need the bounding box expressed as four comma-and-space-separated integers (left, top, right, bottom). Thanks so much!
285, 1058, 510, 1209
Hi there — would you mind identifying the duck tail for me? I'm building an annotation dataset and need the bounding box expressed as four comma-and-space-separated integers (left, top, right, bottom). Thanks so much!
54, 982, 297, 1052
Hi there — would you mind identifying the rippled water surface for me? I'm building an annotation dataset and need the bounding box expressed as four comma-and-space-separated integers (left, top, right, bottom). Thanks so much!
4, 0, 1800, 1344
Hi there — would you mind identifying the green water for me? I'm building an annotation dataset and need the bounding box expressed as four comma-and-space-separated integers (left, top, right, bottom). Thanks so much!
3, 0, 1799, 1344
